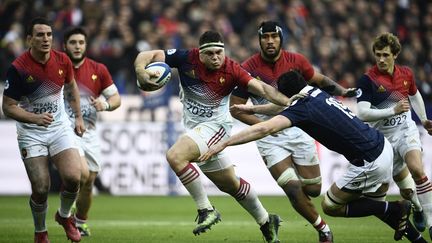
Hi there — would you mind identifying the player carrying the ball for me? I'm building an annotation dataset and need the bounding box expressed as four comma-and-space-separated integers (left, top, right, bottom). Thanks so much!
134, 30, 303, 243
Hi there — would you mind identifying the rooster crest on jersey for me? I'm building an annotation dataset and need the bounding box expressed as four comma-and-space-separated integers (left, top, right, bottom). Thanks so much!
137, 62, 172, 91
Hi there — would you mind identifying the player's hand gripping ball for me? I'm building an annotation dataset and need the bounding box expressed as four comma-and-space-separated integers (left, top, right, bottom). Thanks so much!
137, 62, 171, 91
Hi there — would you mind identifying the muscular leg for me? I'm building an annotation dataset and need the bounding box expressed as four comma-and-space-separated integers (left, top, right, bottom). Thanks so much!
322, 183, 425, 242
76, 155, 96, 221
405, 150, 432, 231
24, 156, 51, 232
268, 157, 321, 225
295, 163, 322, 197
166, 135, 212, 210
51, 148, 81, 218
205, 166, 269, 225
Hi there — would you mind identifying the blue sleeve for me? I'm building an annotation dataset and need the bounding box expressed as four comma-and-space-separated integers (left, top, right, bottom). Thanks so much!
356, 74, 373, 103
164, 49, 189, 69
3, 66, 23, 100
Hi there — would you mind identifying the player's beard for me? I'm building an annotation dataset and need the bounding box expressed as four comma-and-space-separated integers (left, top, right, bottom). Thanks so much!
70, 54, 85, 64
261, 45, 281, 60
66, 50, 85, 64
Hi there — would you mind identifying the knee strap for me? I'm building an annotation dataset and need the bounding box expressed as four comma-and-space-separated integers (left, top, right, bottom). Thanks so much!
277, 168, 298, 187
299, 176, 322, 185
323, 190, 345, 210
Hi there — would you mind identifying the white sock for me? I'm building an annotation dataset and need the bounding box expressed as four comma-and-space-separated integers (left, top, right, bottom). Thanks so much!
233, 178, 268, 226
177, 163, 212, 210
59, 190, 78, 218
416, 176, 432, 226
29, 198, 47, 232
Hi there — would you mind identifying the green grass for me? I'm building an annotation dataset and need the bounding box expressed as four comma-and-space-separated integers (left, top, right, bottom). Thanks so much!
0, 195, 417, 242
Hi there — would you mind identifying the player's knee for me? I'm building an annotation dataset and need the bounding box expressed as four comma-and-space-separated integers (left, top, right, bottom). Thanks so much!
299, 176, 322, 197
322, 192, 344, 216
302, 184, 322, 198
32, 184, 50, 197
400, 188, 414, 200
396, 175, 416, 199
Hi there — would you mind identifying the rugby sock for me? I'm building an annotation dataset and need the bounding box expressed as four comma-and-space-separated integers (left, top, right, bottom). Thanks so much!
232, 178, 268, 226
346, 197, 388, 217
59, 190, 78, 218
75, 215, 87, 225
415, 176, 432, 226
177, 163, 212, 210
378, 212, 425, 242
396, 175, 423, 212
313, 215, 330, 233
29, 198, 47, 232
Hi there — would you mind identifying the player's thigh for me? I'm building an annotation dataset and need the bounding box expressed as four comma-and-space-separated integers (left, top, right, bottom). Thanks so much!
51, 148, 81, 181
295, 164, 321, 181
167, 134, 201, 163
268, 155, 296, 180
23, 156, 51, 192
404, 149, 426, 179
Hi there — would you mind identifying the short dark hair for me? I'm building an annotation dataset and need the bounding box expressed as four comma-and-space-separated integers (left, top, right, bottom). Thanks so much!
199, 30, 224, 46
277, 70, 307, 97
26, 17, 52, 36
372, 32, 401, 56
63, 26, 88, 44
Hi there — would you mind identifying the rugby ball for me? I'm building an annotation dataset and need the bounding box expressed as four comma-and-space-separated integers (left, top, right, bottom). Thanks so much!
137, 62, 171, 91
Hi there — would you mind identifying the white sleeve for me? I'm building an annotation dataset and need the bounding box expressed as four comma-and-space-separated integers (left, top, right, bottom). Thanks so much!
356, 101, 396, 122
409, 90, 427, 122
101, 84, 118, 99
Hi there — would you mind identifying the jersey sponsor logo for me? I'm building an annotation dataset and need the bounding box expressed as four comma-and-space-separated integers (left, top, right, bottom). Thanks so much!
219, 77, 225, 85
26, 75, 34, 83
92, 74, 97, 81
350, 181, 361, 188
4, 80, 9, 90
58, 69, 63, 76
167, 49, 177, 55
377, 85, 386, 93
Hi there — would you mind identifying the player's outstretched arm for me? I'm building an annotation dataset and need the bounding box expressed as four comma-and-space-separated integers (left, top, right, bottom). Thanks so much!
198, 115, 292, 161
246, 78, 291, 106
310, 73, 357, 97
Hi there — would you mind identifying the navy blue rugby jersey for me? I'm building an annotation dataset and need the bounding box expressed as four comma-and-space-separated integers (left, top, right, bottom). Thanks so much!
280, 86, 384, 165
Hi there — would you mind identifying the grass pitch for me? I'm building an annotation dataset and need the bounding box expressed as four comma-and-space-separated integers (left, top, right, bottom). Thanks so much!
0, 195, 419, 242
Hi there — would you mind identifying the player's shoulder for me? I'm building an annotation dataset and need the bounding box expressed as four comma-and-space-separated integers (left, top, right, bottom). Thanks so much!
52, 50, 73, 65
395, 64, 413, 76
12, 51, 31, 68
281, 50, 307, 62
241, 53, 261, 68
85, 58, 108, 71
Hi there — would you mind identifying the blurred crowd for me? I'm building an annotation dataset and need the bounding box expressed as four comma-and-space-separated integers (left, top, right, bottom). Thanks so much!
1, 0, 432, 101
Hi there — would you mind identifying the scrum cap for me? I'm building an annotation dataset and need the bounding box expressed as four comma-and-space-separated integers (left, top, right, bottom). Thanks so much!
258, 21, 283, 43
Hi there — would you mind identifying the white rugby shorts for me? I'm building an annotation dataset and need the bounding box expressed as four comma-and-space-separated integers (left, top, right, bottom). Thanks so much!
75, 128, 101, 172
335, 138, 393, 193
384, 122, 422, 176
256, 127, 319, 168
17, 122, 79, 160
186, 122, 233, 172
